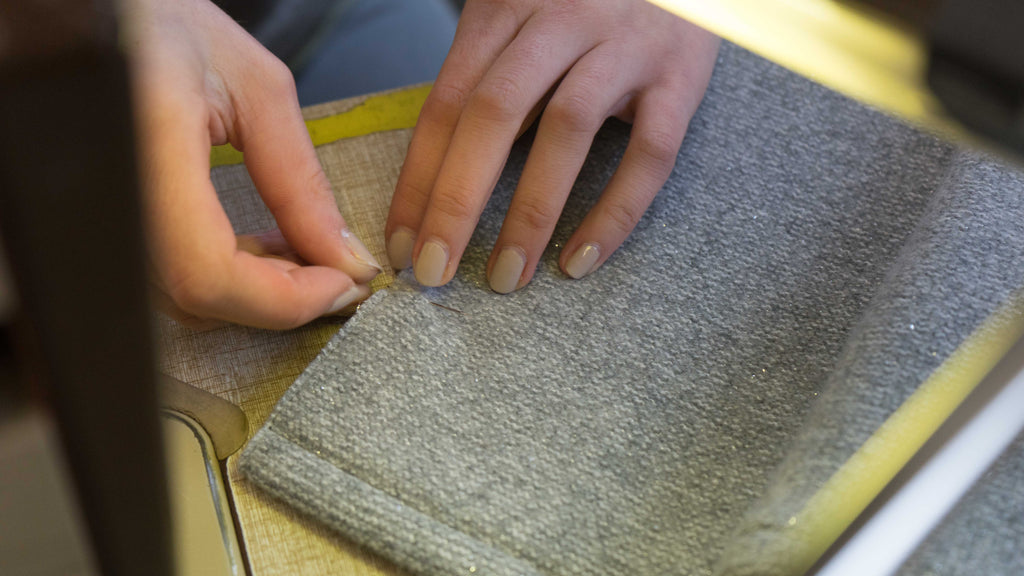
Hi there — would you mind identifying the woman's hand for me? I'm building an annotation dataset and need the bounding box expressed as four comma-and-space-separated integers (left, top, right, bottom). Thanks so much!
385, 0, 719, 293
126, 0, 380, 328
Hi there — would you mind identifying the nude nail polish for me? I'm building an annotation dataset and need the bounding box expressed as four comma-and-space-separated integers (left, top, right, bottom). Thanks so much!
565, 243, 600, 279
387, 227, 415, 270
489, 247, 525, 294
341, 228, 382, 271
415, 238, 448, 287
325, 284, 370, 315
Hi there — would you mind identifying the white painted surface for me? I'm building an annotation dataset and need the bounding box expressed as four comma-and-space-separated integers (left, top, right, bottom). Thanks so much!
815, 350, 1024, 576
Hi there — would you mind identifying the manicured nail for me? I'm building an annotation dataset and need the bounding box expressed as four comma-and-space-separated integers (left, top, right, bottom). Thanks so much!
326, 284, 371, 315
387, 226, 415, 270
489, 246, 526, 294
341, 228, 382, 271
565, 243, 600, 279
414, 238, 448, 287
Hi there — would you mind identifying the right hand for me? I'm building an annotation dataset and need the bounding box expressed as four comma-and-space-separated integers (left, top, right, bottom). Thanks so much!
385, 0, 719, 294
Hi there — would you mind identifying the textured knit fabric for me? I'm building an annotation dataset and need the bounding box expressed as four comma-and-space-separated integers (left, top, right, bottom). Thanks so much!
240, 43, 1024, 575
715, 150, 1024, 576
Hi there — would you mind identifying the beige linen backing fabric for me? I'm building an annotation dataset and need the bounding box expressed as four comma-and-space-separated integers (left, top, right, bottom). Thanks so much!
157, 92, 414, 576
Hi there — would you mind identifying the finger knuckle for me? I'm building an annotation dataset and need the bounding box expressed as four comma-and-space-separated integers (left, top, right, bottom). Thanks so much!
432, 189, 478, 222
472, 74, 528, 123
263, 57, 298, 99
546, 91, 602, 135
264, 164, 330, 215
603, 199, 645, 235
659, 71, 690, 96
633, 127, 680, 171
394, 176, 433, 206
303, 163, 332, 197
510, 194, 558, 233
546, 0, 588, 25
426, 81, 472, 119
471, 0, 523, 24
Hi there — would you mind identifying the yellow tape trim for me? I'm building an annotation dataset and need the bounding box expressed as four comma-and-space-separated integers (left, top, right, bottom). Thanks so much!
209, 84, 432, 168
784, 296, 1024, 574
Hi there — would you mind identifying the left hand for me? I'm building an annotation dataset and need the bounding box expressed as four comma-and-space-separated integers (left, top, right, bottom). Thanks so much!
385, 0, 720, 293
126, 0, 379, 329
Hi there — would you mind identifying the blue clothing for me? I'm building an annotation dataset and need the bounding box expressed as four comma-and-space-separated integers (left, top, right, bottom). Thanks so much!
229, 0, 457, 104
294, 0, 458, 104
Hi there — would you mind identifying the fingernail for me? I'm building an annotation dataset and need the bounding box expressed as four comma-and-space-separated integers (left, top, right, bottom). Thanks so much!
489, 246, 526, 294
387, 227, 415, 270
414, 238, 448, 287
565, 243, 600, 279
326, 284, 371, 315
341, 228, 382, 271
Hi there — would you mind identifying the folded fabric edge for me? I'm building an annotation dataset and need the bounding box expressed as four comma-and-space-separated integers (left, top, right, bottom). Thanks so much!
242, 284, 542, 574
715, 292, 1024, 576
239, 426, 543, 576
258, 287, 397, 430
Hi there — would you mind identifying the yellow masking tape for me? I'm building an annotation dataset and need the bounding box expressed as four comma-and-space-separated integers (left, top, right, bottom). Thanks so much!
209, 84, 432, 168
783, 295, 1024, 574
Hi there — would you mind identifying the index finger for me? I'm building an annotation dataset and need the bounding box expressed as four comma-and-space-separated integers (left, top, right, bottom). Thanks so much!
386, 0, 528, 270
227, 45, 382, 285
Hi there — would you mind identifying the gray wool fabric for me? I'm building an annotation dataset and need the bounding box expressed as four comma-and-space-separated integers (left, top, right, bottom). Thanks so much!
240, 42, 1024, 576
715, 150, 1024, 576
